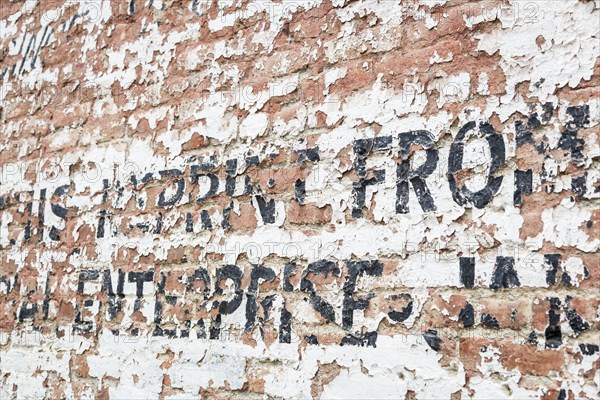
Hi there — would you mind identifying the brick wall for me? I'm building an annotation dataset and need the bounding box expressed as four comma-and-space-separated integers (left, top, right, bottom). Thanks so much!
0, 0, 599, 398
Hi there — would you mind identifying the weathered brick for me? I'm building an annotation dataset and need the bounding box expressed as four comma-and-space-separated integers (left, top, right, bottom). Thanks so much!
0, 0, 598, 399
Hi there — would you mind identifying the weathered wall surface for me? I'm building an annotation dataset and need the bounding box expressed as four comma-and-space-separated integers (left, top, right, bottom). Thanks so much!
0, 0, 599, 398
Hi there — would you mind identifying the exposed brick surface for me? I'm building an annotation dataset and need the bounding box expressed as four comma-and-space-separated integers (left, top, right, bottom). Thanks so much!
0, 0, 599, 399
